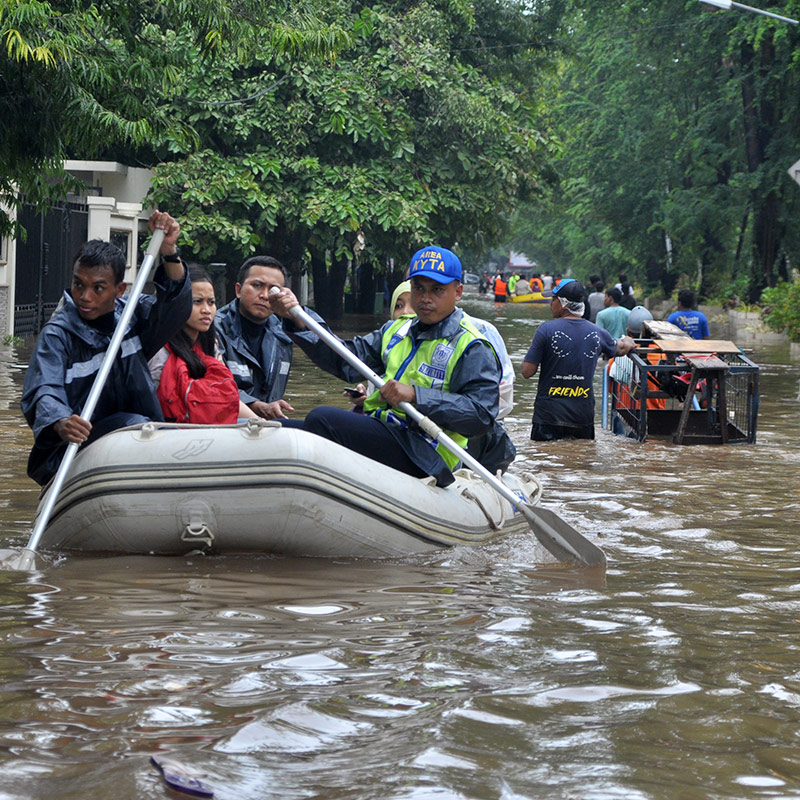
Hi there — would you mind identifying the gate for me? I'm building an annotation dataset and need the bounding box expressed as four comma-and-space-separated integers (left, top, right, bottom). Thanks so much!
14, 201, 88, 338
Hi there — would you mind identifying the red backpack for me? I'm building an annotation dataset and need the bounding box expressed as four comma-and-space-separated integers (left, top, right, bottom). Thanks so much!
157, 343, 240, 424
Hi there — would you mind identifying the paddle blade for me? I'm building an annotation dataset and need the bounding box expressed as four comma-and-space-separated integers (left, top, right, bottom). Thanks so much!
519, 504, 606, 568
0, 548, 38, 572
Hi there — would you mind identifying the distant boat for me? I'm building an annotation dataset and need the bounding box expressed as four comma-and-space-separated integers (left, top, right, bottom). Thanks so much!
510, 292, 548, 304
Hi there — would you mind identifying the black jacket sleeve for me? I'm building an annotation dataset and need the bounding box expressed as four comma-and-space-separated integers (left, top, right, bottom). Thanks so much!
133, 264, 193, 360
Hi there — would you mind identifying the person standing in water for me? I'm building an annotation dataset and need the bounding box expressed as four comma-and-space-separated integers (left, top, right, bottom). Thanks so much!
522, 279, 636, 441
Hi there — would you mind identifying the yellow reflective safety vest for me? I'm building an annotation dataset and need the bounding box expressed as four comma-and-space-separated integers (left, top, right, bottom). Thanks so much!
363, 314, 491, 471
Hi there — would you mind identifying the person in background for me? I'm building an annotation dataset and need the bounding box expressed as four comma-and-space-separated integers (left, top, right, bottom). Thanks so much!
615, 272, 635, 298
390, 280, 414, 319
596, 287, 631, 339
344, 280, 415, 407
493, 273, 508, 303
667, 289, 710, 339
530, 274, 544, 292
626, 306, 652, 339
269, 246, 503, 486
149, 265, 256, 424
21, 211, 192, 486
587, 280, 606, 323
508, 272, 519, 295
215, 256, 324, 421
541, 272, 553, 292
607, 306, 666, 422
521, 279, 636, 441
613, 273, 635, 310
581, 275, 600, 321
515, 275, 531, 295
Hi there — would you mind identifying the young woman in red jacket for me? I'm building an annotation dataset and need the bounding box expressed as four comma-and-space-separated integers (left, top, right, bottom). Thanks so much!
150, 265, 256, 424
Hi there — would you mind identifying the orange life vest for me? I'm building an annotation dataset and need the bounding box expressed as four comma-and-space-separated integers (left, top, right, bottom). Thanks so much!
609, 346, 666, 411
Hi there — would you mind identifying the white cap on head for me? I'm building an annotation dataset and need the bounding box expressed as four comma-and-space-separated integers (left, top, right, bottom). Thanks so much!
627, 306, 653, 336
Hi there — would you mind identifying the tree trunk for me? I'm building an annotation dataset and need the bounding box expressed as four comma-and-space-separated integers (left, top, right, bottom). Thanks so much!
740, 35, 781, 301
309, 251, 347, 320
266, 221, 306, 295
310, 251, 331, 318
328, 257, 348, 321
355, 262, 376, 314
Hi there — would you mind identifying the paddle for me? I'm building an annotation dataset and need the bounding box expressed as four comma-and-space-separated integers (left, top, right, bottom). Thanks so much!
10, 228, 166, 571
271, 288, 606, 568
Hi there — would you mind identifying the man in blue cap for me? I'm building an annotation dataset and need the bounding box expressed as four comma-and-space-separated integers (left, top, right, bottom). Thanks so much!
269, 246, 502, 486
522, 278, 636, 441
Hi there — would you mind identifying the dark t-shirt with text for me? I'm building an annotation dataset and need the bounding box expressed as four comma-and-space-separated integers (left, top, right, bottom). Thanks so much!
524, 318, 617, 429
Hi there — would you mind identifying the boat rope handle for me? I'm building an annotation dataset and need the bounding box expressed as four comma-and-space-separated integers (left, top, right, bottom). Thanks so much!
519, 471, 544, 505
460, 470, 543, 530
460, 486, 506, 530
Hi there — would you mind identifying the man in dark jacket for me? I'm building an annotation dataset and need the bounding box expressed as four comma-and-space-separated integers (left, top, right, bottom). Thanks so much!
269, 246, 501, 487
215, 256, 322, 421
21, 211, 192, 485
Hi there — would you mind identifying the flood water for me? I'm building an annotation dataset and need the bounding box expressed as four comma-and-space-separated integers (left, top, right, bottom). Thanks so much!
1, 290, 799, 799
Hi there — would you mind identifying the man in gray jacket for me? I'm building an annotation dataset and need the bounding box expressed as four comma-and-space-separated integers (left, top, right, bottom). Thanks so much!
215, 256, 321, 420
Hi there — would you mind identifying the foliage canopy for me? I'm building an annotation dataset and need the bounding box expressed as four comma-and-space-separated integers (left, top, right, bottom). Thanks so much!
146, 0, 552, 315
0, 0, 348, 237
510, 0, 800, 302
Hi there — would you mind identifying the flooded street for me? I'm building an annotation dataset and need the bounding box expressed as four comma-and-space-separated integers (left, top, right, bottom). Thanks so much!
1, 292, 799, 799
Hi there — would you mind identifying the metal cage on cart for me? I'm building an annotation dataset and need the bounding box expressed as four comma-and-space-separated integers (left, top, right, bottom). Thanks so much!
603, 339, 759, 445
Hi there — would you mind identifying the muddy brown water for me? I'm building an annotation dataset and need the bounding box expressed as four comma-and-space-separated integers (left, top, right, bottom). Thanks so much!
1, 292, 799, 799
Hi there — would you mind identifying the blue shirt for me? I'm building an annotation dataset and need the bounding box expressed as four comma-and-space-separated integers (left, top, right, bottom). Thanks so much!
667, 309, 709, 340
525, 318, 617, 428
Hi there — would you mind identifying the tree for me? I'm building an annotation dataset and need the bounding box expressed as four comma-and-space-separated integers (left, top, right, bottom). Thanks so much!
509, 0, 800, 302
0, 0, 348, 238
148, 0, 553, 317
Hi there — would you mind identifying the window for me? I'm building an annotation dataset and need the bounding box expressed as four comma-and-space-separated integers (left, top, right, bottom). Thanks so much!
110, 230, 130, 264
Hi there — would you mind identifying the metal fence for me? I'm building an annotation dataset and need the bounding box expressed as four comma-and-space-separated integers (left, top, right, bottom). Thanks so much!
14, 201, 88, 339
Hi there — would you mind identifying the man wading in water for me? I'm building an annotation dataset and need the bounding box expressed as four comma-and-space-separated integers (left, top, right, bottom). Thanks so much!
522, 278, 636, 442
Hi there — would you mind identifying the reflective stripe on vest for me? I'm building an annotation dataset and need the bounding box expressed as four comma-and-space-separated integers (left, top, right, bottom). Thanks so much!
64, 336, 143, 384
363, 315, 489, 471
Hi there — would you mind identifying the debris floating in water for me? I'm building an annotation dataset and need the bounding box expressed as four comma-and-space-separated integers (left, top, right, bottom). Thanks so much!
150, 754, 214, 797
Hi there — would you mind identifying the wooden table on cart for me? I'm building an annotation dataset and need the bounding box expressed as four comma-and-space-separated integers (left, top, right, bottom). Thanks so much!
605, 327, 759, 445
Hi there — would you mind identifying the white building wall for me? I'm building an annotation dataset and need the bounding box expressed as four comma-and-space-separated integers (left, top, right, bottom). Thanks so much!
0, 204, 17, 337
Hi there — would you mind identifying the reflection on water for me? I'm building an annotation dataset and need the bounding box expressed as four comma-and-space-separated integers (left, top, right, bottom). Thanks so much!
1, 295, 800, 799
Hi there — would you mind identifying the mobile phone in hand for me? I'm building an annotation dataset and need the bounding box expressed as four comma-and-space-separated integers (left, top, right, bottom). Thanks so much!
343, 387, 366, 398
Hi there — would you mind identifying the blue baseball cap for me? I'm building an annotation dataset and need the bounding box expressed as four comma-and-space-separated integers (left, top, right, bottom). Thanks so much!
542, 277, 584, 302
408, 247, 462, 284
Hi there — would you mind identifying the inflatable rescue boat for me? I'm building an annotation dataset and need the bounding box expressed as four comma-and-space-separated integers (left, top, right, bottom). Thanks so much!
510, 292, 548, 304
35, 420, 542, 558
